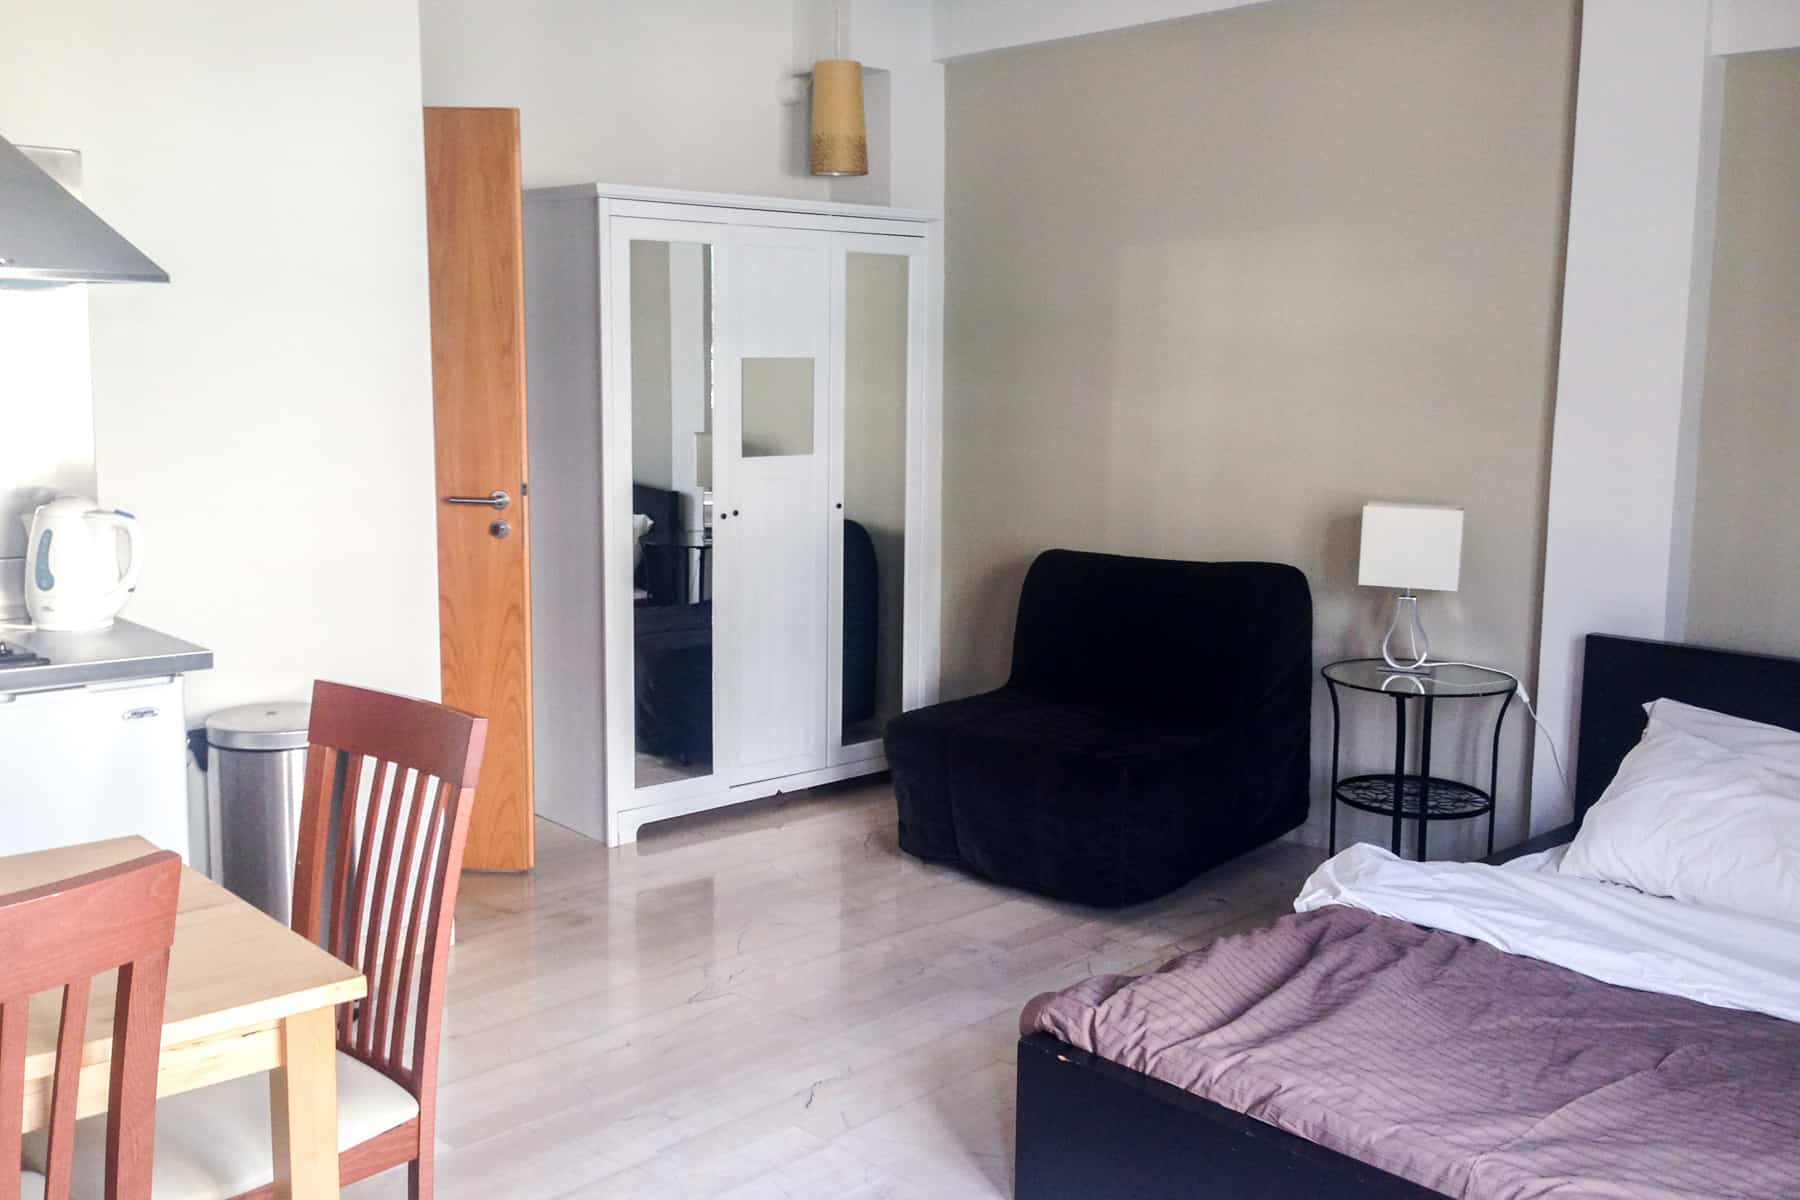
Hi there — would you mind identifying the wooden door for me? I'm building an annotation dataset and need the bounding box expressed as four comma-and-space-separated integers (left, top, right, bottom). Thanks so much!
720, 227, 833, 786
423, 107, 534, 871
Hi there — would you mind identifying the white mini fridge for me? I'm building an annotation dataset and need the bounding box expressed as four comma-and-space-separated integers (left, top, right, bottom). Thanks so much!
0, 675, 191, 861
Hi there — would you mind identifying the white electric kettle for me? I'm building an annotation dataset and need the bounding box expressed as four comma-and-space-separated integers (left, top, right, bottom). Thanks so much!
20, 497, 145, 631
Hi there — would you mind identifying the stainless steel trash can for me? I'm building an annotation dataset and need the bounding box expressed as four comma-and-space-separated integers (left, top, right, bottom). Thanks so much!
206, 701, 310, 924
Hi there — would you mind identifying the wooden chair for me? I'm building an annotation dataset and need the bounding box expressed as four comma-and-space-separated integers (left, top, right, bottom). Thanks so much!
67, 682, 487, 1200
284, 681, 487, 1199
3, 851, 182, 1200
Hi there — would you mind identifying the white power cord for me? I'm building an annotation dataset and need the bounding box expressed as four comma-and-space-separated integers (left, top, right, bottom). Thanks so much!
1411, 659, 1569, 797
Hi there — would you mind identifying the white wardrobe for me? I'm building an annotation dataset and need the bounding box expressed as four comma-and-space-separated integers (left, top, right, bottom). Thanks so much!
524, 186, 941, 846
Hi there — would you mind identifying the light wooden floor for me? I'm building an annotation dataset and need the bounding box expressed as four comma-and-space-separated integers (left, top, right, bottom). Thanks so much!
346, 779, 1324, 1199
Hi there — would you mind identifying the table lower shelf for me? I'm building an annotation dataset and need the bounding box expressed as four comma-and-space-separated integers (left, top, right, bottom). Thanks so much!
1333, 774, 1492, 820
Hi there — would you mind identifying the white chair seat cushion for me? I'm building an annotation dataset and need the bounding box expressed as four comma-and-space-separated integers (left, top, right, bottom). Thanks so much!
21, 1051, 418, 1200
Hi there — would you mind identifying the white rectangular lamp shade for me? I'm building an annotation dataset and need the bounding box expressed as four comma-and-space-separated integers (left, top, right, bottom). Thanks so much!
1358, 503, 1464, 592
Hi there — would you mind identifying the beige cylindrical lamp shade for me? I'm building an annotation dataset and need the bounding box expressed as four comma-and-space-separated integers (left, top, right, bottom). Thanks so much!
810, 59, 868, 177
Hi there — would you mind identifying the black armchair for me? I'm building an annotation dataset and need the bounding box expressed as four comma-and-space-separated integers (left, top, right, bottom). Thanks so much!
885, 551, 1312, 907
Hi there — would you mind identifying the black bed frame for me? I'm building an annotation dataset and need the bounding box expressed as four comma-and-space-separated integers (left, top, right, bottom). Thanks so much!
1014, 632, 1800, 1199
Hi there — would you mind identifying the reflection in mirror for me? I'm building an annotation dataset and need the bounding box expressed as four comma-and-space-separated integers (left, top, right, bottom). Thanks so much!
741, 358, 815, 456
630, 240, 715, 788
842, 252, 908, 744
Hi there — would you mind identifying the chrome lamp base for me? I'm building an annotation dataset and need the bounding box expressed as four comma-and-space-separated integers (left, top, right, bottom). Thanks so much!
1380, 592, 1435, 674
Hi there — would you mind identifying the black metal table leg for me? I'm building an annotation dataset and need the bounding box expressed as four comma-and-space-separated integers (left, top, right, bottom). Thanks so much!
1418, 697, 1435, 862
1488, 688, 1516, 859
1328, 681, 1342, 854
1390, 695, 1406, 855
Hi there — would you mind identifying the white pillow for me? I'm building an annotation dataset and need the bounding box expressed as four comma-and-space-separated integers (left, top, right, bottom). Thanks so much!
1643, 698, 1800, 781
1561, 724, 1800, 924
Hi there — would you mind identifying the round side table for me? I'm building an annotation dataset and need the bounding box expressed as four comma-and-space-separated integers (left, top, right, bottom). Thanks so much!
1321, 659, 1516, 860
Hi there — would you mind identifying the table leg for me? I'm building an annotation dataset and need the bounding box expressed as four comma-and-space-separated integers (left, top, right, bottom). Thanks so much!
270, 1005, 339, 1200
1418, 697, 1435, 862
1390, 695, 1406, 856
1327, 682, 1342, 854
1489, 688, 1515, 859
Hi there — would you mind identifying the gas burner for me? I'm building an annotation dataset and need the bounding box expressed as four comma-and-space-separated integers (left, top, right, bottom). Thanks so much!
0, 640, 49, 670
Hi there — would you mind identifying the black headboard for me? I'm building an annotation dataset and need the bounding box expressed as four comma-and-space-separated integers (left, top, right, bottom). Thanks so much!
1575, 633, 1800, 818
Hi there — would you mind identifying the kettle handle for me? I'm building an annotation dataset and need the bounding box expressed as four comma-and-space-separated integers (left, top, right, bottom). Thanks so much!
91, 510, 145, 599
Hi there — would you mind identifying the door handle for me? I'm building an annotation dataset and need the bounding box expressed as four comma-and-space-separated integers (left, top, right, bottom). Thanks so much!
444, 490, 511, 511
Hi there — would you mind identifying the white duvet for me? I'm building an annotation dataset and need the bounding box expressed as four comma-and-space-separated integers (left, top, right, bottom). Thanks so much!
1295, 843, 1800, 1024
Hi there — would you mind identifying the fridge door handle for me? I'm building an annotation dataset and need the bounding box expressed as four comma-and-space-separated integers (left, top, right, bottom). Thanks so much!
84, 674, 178, 694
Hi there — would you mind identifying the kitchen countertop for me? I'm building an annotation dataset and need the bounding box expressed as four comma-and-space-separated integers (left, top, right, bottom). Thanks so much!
0, 619, 212, 692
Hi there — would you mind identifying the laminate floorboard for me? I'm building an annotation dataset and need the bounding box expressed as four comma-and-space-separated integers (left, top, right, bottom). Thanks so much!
344, 778, 1324, 1199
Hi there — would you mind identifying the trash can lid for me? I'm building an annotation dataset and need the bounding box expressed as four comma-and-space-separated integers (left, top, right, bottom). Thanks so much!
206, 701, 311, 752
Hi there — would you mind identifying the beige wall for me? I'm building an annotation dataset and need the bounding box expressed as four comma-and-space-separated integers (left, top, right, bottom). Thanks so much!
1685, 50, 1800, 658
943, 0, 1578, 852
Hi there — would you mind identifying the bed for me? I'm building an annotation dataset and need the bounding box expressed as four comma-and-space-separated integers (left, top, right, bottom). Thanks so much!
1014, 633, 1800, 1199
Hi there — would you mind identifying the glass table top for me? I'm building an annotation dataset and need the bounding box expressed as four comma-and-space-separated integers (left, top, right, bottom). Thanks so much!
1321, 658, 1516, 698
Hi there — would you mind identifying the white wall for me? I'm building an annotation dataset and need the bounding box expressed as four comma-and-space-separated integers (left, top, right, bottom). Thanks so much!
1713, 0, 1800, 53
420, 0, 943, 212
0, 0, 442, 715
836, 1, 946, 213
0, 281, 94, 570
1531, 0, 1720, 831
1531, 0, 1800, 833
421, 0, 829, 195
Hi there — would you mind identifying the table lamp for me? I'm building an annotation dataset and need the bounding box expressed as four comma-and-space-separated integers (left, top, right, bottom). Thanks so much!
1358, 502, 1464, 673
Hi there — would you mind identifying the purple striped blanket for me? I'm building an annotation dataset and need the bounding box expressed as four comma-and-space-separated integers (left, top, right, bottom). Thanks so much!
1023, 906, 1800, 1199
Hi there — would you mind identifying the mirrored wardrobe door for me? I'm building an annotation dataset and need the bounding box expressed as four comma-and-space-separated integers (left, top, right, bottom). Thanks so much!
830, 235, 923, 762
616, 227, 720, 796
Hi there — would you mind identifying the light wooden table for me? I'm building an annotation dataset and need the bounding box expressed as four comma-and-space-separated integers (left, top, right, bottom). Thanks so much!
7, 837, 366, 1200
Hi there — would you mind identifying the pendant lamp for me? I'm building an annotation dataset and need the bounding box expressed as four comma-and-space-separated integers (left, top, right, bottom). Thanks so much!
810, 3, 867, 177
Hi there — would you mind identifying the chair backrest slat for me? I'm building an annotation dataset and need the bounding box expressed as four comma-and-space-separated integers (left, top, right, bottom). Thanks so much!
411, 776, 474, 1104
327, 754, 367, 961
0, 992, 26, 1200
105, 953, 170, 1198
337, 756, 390, 1046
0, 851, 180, 1200
368, 769, 428, 1061
387, 781, 448, 1081
356, 762, 409, 1060
42, 976, 92, 1195
291, 681, 486, 1115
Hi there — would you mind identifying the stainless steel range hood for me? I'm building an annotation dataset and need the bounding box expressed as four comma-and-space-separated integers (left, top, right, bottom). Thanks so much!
0, 134, 168, 285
